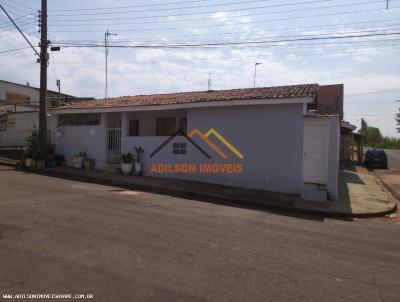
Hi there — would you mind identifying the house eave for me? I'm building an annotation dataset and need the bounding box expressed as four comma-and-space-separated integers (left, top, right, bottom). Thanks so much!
50, 96, 314, 114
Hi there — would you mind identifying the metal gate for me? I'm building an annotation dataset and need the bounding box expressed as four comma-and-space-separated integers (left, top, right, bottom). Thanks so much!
106, 115, 122, 163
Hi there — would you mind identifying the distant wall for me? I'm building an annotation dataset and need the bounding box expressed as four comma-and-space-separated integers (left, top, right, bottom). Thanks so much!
0, 112, 38, 147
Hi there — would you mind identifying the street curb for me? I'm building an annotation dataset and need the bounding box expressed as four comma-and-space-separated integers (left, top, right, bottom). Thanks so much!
372, 170, 400, 204
0, 161, 19, 168
12, 166, 397, 219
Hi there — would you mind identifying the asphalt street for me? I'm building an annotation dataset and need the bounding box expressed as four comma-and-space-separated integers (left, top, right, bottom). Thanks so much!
1, 166, 399, 302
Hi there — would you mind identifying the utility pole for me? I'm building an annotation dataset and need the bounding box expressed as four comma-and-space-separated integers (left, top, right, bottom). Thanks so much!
39, 0, 48, 159
105, 30, 117, 98
253, 62, 262, 88
207, 72, 212, 91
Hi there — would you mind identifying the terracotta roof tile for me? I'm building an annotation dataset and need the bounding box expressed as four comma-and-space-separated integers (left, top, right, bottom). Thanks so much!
53, 84, 318, 110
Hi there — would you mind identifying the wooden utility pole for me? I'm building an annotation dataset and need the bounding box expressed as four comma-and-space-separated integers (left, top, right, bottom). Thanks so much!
39, 0, 48, 158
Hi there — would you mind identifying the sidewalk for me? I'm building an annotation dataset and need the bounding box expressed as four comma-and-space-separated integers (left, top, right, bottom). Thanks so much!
373, 169, 400, 204
12, 164, 396, 218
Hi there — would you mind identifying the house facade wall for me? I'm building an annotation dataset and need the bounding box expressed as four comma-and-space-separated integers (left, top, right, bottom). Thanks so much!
54, 113, 107, 166
0, 112, 38, 146
183, 103, 305, 193
52, 102, 339, 198
136, 104, 305, 194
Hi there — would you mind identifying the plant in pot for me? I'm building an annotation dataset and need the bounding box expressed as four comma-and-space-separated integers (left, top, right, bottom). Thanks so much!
83, 157, 95, 170
134, 146, 144, 175
24, 130, 39, 168
73, 151, 87, 168
121, 153, 133, 174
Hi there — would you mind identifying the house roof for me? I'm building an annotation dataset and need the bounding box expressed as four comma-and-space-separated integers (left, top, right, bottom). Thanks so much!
0, 79, 74, 97
53, 84, 318, 111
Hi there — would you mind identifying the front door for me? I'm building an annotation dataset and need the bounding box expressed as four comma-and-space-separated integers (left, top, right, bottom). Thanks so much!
106, 114, 121, 164
303, 120, 329, 185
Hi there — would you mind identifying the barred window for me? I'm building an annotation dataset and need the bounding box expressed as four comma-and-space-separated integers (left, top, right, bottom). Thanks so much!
58, 113, 100, 126
156, 117, 176, 136
173, 143, 186, 155
128, 119, 139, 136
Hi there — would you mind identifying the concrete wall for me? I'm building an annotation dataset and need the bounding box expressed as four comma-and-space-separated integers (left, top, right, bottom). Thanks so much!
123, 104, 305, 194
0, 112, 38, 146
305, 116, 340, 200
54, 114, 107, 167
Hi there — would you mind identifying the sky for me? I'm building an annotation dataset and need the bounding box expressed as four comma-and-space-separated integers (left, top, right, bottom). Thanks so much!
0, 0, 399, 137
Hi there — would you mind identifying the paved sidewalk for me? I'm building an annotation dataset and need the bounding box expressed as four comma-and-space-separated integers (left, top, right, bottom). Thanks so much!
373, 169, 400, 203
12, 164, 396, 218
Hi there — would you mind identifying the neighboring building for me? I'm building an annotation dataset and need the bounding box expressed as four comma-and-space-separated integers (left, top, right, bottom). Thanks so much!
0, 80, 92, 147
50, 84, 340, 201
316, 84, 363, 162
318, 84, 344, 119
0, 79, 73, 106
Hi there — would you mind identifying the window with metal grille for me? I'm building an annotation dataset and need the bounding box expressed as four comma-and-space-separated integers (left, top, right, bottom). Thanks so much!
58, 113, 100, 126
156, 117, 176, 136
128, 119, 139, 136
173, 143, 186, 155
179, 118, 187, 134
0, 116, 6, 131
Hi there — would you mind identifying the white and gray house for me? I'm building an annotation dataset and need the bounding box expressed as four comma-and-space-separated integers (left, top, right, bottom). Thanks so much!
48, 84, 340, 201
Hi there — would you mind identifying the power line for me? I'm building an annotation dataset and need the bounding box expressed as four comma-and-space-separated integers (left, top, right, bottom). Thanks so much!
0, 3, 39, 56
48, 0, 335, 17
52, 25, 400, 46
50, 18, 400, 44
345, 88, 400, 97
1, 0, 36, 11
48, 0, 382, 22
0, 0, 35, 15
0, 46, 31, 54
54, 31, 400, 49
48, 0, 213, 12
48, 6, 400, 33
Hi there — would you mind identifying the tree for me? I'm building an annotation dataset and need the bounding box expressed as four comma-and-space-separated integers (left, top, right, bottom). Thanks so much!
396, 108, 400, 133
359, 119, 383, 145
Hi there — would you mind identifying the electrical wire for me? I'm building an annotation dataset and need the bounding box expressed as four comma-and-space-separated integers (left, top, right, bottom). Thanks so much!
48, 6, 400, 33
48, 0, 383, 22
49, 0, 336, 17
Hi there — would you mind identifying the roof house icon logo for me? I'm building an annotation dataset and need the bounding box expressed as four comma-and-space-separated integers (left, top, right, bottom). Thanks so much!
150, 128, 244, 160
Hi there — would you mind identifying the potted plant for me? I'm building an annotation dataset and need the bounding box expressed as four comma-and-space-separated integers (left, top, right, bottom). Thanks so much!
24, 130, 39, 168
46, 154, 56, 167
73, 151, 87, 168
24, 150, 33, 167
134, 147, 144, 175
121, 153, 133, 174
83, 158, 95, 170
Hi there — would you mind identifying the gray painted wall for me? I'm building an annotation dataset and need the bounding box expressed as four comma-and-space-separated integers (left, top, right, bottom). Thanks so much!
123, 104, 305, 194
53, 104, 339, 198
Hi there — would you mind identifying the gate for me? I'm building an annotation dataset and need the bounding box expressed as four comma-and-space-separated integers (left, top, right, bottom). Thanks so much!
106, 115, 121, 164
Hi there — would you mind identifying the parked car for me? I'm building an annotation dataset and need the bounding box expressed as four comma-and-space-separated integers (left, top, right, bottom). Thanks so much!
364, 149, 388, 169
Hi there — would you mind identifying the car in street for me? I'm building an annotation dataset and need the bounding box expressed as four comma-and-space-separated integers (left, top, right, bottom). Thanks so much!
364, 149, 388, 169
